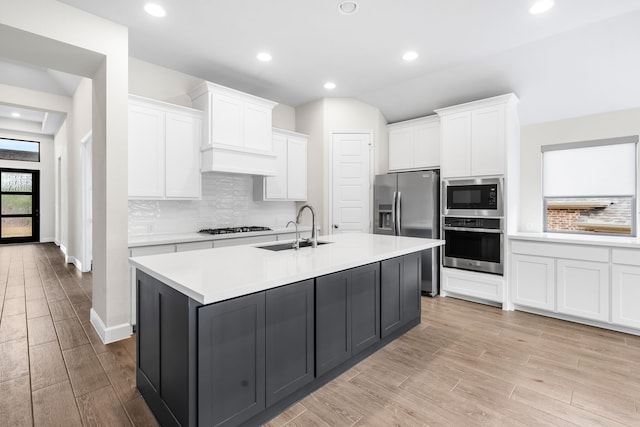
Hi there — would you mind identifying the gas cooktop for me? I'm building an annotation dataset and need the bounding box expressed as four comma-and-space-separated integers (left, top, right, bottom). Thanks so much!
198, 226, 272, 235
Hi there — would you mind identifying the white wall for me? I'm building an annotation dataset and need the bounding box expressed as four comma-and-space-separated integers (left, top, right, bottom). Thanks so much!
0, 131, 55, 241
296, 98, 387, 233
519, 107, 640, 232
1, 0, 131, 342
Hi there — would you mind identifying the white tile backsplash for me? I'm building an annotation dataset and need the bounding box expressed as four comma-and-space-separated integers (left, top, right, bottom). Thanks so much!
129, 173, 296, 235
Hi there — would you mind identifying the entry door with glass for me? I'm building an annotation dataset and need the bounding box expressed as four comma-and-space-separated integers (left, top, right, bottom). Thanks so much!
0, 169, 40, 243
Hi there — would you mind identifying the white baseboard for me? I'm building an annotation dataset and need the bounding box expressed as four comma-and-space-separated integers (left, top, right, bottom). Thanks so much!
40, 237, 56, 243
60, 243, 67, 255
90, 308, 133, 344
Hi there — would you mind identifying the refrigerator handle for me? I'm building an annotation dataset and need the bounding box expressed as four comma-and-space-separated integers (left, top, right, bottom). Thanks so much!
391, 191, 397, 235
395, 191, 402, 235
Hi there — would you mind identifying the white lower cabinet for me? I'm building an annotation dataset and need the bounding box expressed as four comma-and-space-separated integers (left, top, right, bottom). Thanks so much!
612, 265, 640, 329
510, 254, 555, 311
556, 260, 609, 322
611, 248, 640, 329
441, 267, 504, 303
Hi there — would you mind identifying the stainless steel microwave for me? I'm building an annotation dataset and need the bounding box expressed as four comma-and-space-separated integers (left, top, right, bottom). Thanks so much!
442, 177, 503, 217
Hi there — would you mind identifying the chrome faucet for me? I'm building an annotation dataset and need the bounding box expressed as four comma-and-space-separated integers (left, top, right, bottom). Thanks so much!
296, 205, 317, 248
286, 220, 300, 250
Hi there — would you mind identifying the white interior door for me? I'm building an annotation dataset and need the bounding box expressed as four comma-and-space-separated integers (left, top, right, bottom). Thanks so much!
331, 133, 371, 234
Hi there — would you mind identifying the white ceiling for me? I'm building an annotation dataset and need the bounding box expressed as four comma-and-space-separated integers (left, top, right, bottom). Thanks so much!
0, 59, 77, 136
3, 0, 640, 127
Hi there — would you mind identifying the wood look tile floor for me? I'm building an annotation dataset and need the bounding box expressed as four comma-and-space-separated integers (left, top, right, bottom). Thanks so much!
2, 243, 640, 426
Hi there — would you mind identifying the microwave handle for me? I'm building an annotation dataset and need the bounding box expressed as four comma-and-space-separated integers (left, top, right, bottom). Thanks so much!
395, 191, 402, 235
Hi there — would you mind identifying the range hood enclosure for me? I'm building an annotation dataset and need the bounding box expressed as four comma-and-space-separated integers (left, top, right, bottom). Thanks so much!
190, 81, 278, 176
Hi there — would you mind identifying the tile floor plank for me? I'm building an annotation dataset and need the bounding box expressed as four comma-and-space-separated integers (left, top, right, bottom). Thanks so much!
26, 297, 50, 319
63, 343, 111, 397
0, 312, 27, 343
0, 375, 33, 427
55, 317, 90, 350
32, 380, 83, 427
27, 315, 58, 346
29, 340, 69, 391
0, 338, 29, 382
76, 385, 133, 427
49, 298, 77, 321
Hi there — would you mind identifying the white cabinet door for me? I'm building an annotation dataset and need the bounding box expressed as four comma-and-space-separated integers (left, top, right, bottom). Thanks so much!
264, 134, 288, 199
244, 102, 273, 152
557, 260, 609, 322
211, 92, 243, 148
612, 265, 640, 329
165, 112, 201, 199
471, 105, 505, 176
413, 121, 440, 169
388, 127, 414, 171
440, 112, 471, 178
287, 136, 307, 201
511, 254, 555, 311
128, 104, 165, 198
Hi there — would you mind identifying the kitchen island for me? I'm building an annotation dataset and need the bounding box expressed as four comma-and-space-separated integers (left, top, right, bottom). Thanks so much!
129, 233, 444, 427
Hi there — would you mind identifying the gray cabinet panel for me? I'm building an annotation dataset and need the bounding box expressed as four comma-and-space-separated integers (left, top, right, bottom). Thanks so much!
136, 270, 198, 427
381, 257, 403, 338
265, 280, 314, 407
403, 252, 422, 324
315, 270, 352, 377
351, 263, 380, 355
198, 293, 266, 427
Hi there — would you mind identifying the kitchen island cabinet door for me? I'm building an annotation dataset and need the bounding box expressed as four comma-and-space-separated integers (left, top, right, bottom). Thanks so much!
351, 263, 380, 356
265, 279, 314, 407
315, 270, 352, 377
402, 252, 422, 325
381, 257, 403, 338
198, 292, 266, 427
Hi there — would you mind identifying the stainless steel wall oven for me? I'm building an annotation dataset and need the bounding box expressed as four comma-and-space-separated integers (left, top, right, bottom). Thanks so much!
442, 177, 504, 275
442, 217, 503, 275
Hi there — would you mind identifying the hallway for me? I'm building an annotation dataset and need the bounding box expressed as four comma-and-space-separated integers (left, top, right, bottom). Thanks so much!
0, 243, 157, 426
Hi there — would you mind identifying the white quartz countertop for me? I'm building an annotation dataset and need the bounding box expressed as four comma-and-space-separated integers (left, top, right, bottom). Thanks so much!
129, 233, 444, 305
128, 226, 312, 248
509, 232, 640, 248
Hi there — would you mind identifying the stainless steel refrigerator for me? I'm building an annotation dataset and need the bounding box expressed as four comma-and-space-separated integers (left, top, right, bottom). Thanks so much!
373, 170, 440, 296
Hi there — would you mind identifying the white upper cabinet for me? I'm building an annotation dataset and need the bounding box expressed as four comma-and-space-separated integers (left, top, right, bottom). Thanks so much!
388, 116, 439, 171
190, 81, 278, 175
255, 129, 308, 201
128, 95, 202, 200
436, 94, 518, 178
128, 103, 165, 198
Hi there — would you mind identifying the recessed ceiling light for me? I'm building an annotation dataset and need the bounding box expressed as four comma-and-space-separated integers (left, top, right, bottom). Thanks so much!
257, 52, 272, 62
144, 3, 166, 17
324, 82, 336, 90
11, 112, 21, 118
402, 51, 419, 61
338, 0, 359, 15
529, 0, 554, 15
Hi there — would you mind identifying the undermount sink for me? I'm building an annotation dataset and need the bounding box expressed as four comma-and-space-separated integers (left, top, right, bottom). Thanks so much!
257, 241, 332, 251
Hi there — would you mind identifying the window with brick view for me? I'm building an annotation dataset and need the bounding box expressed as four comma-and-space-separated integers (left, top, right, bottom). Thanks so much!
542, 136, 638, 236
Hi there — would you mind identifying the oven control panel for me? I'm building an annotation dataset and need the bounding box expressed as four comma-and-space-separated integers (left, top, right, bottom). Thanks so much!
443, 217, 502, 230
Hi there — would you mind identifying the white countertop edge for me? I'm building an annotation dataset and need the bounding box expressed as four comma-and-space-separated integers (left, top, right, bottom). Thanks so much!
128, 226, 313, 248
129, 235, 444, 305
508, 232, 640, 248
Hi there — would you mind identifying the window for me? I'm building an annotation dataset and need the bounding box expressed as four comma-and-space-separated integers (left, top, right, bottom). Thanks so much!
0, 137, 40, 162
542, 136, 638, 236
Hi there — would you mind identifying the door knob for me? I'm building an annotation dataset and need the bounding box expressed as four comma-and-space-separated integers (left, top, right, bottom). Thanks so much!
333, 224, 339, 229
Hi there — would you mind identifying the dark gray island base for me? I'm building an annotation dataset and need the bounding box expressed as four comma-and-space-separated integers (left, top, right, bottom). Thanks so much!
136, 252, 422, 427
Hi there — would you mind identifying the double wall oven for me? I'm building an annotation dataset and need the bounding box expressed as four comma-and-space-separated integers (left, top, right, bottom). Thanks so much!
442, 177, 504, 275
